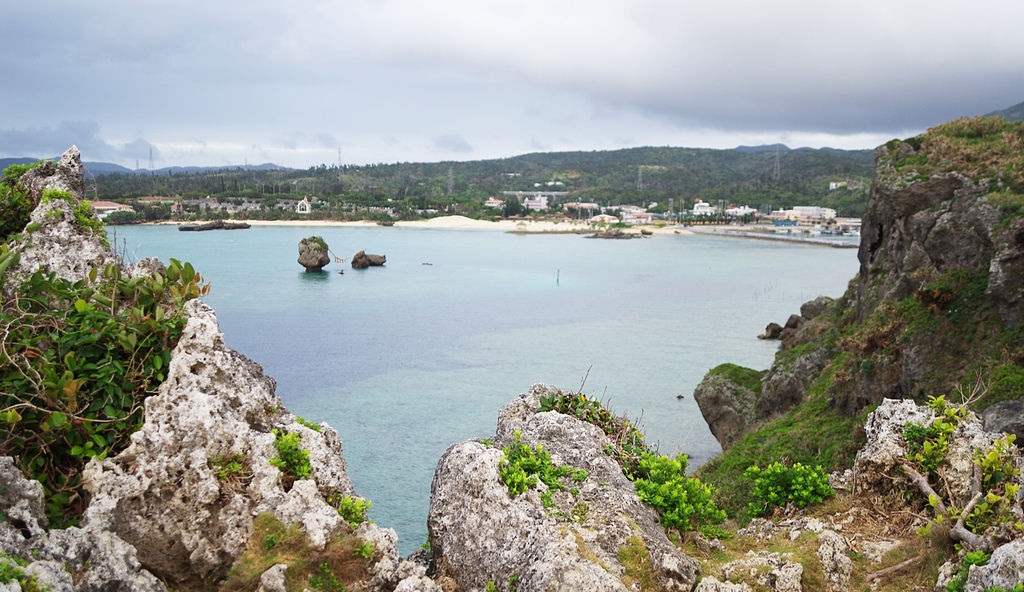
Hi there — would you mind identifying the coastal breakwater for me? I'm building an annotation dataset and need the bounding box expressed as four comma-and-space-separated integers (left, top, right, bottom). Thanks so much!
688, 226, 858, 248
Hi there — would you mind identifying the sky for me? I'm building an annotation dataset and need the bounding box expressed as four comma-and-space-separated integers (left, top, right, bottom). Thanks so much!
2, 1, 1022, 169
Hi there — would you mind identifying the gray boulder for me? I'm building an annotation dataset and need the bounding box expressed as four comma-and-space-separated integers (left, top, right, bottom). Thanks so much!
428, 384, 700, 592
297, 236, 330, 271
963, 539, 1024, 591
351, 250, 386, 268
982, 399, 1024, 443
693, 373, 759, 450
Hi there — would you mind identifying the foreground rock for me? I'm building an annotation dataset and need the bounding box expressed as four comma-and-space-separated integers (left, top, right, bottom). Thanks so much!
0, 147, 431, 591
428, 384, 700, 592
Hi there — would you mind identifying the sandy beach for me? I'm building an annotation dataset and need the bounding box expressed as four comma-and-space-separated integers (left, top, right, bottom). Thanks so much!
233, 215, 693, 235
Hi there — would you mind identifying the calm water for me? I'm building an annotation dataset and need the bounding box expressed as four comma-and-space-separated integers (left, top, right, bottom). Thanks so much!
110, 224, 860, 553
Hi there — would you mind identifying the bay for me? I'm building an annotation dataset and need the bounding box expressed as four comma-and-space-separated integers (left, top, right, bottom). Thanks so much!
110, 224, 860, 554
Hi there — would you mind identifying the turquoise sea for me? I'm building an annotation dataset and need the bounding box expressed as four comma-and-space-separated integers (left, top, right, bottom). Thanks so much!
110, 224, 860, 554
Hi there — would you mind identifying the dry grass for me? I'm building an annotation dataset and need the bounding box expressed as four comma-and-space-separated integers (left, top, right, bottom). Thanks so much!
682, 491, 955, 592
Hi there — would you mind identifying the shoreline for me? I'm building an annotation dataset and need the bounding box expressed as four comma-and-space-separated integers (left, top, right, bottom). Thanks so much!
150, 215, 695, 235
143, 215, 860, 247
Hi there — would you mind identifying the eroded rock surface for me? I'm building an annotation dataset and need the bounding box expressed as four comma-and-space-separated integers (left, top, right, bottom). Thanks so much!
0, 146, 428, 591
428, 384, 699, 592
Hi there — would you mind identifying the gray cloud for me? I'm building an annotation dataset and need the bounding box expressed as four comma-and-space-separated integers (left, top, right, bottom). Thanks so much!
1, 1, 1021, 167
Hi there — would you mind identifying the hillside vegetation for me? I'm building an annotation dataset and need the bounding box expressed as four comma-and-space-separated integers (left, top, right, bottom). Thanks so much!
698, 116, 1024, 516
89, 145, 874, 222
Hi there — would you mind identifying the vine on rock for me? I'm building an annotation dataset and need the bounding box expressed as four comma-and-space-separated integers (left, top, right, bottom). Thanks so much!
0, 259, 208, 525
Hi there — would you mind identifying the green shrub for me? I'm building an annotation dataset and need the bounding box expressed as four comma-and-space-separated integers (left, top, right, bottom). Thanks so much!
0, 259, 207, 525
633, 452, 726, 538
270, 430, 312, 483
744, 461, 834, 516
945, 549, 990, 592
498, 431, 586, 497
0, 163, 39, 242
331, 494, 372, 528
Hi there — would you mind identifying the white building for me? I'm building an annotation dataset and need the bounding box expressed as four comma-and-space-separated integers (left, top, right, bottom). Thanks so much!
296, 197, 311, 214
692, 201, 717, 216
725, 205, 758, 217
91, 201, 134, 219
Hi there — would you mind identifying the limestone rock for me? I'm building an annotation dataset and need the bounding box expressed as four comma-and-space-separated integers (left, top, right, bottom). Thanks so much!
816, 530, 852, 592
758, 322, 783, 340
852, 398, 936, 495
963, 539, 1024, 591
693, 373, 759, 450
4, 146, 158, 290
697, 552, 802, 592
81, 299, 356, 585
297, 236, 331, 271
351, 250, 386, 268
0, 457, 165, 592
853, 398, 1023, 510
428, 384, 700, 592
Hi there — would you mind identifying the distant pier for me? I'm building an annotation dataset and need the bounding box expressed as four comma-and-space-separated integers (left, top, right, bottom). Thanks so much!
688, 226, 859, 248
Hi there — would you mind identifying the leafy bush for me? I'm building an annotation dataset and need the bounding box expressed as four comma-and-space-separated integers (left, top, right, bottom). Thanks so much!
744, 461, 834, 516
270, 429, 312, 485
0, 259, 207, 524
944, 549, 991, 592
498, 431, 586, 501
903, 395, 968, 476
0, 163, 40, 241
331, 494, 372, 528
633, 452, 726, 538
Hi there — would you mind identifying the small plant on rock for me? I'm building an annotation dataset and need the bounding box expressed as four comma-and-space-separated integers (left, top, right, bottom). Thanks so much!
270, 429, 312, 486
330, 494, 372, 528
633, 452, 726, 539
744, 461, 834, 516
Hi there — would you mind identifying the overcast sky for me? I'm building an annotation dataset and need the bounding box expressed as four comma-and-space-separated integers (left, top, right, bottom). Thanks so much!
2, 1, 1022, 169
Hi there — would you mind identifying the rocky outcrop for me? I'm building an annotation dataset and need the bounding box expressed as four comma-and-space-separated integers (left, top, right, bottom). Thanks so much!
0, 147, 430, 591
428, 384, 700, 592
693, 374, 759, 450
351, 250, 386, 268
297, 236, 330, 271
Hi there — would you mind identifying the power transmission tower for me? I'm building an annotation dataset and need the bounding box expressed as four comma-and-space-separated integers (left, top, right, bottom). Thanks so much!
637, 166, 644, 192
773, 146, 781, 182
447, 166, 454, 195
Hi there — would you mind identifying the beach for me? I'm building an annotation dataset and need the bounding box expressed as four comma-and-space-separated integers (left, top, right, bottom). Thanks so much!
230, 215, 694, 235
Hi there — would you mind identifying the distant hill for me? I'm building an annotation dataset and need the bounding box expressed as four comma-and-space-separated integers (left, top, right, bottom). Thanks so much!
986, 100, 1024, 122
0, 157, 288, 177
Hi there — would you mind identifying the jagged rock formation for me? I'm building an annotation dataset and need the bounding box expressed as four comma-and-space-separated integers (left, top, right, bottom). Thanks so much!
697, 118, 1024, 449
0, 147, 432, 591
692, 374, 758, 450
297, 236, 330, 271
428, 384, 700, 592
351, 250, 386, 268
695, 297, 833, 449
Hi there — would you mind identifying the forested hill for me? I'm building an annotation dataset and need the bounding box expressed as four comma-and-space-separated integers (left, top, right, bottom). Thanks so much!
91, 144, 876, 219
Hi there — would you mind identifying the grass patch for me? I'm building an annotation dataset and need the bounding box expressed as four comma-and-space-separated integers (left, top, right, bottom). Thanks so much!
219, 513, 374, 591
706, 363, 765, 395
617, 536, 657, 591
